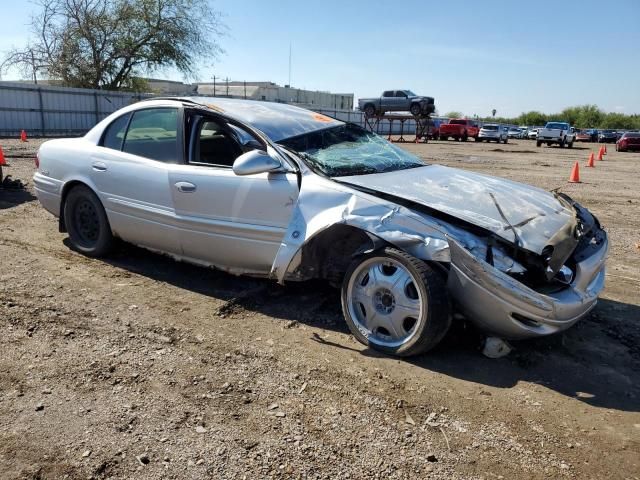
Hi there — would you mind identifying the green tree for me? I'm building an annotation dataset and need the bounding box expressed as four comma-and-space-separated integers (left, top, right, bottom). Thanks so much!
517, 111, 548, 126
1, 0, 225, 90
600, 113, 635, 130
443, 111, 463, 119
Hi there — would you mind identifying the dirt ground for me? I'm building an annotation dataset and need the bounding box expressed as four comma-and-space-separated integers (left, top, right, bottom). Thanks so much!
0, 136, 639, 480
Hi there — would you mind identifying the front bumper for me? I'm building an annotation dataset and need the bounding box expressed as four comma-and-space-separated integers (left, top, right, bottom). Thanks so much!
446, 232, 608, 339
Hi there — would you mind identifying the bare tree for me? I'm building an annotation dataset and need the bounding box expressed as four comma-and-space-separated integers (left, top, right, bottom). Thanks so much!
1, 0, 225, 90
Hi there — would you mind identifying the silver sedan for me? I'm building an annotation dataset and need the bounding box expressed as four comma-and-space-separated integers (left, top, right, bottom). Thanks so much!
33, 98, 608, 356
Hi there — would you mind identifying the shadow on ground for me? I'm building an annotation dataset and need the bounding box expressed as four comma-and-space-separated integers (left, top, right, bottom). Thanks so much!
0, 184, 37, 210
96, 241, 640, 413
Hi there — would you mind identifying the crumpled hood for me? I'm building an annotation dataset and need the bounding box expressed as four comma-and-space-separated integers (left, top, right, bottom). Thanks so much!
337, 165, 577, 254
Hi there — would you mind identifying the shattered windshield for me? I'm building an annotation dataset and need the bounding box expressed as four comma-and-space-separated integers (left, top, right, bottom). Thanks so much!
278, 124, 426, 177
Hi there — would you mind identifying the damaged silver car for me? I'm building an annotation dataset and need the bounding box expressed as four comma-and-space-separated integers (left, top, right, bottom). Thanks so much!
33, 98, 608, 356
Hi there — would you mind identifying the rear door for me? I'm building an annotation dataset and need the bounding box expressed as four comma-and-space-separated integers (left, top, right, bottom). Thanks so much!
89, 107, 181, 254
168, 112, 299, 275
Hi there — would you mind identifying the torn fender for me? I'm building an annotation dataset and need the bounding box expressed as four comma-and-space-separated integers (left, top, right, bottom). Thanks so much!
269, 171, 451, 283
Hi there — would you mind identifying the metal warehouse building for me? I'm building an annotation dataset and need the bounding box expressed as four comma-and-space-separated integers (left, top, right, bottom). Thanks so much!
195, 81, 354, 110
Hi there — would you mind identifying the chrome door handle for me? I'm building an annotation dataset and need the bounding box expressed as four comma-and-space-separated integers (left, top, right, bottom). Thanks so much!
175, 181, 197, 193
92, 161, 107, 172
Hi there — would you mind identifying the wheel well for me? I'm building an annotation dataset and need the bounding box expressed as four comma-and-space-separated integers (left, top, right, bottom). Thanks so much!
58, 180, 91, 233
294, 225, 385, 283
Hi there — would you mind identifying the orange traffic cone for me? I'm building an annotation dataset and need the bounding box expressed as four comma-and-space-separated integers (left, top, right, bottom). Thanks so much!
569, 161, 581, 183
597, 148, 604, 161
0, 146, 6, 166
20, 130, 27, 142
586, 152, 595, 167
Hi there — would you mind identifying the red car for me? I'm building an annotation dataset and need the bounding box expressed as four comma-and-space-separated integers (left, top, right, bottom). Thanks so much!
438, 119, 480, 141
575, 129, 592, 142
616, 132, 640, 152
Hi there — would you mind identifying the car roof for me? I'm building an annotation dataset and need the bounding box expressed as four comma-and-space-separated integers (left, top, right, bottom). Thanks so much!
133, 96, 345, 143
186, 97, 346, 142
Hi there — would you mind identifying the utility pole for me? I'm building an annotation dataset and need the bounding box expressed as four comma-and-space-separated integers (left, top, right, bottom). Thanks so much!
225, 77, 229, 97
212, 75, 217, 97
243, 80, 246, 99
288, 43, 292, 87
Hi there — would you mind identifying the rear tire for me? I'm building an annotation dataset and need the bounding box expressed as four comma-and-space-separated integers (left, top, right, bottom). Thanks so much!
409, 103, 422, 116
364, 104, 376, 117
536, 141, 541, 147
462, 132, 468, 142
64, 185, 114, 257
341, 247, 451, 357
504, 137, 508, 144
568, 140, 574, 148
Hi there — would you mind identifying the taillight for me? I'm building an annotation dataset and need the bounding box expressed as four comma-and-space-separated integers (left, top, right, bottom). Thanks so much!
35, 152, 40, 169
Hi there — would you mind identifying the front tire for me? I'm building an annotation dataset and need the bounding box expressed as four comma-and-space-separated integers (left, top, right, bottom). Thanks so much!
64, 185, 114, 257
341, 248, 451, 357
409, 103, 422, 116
536, 141, 541, 147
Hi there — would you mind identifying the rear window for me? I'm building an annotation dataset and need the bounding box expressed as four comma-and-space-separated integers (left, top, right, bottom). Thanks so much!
449, 120, 467, 125
483, 125, 498, 131
101, 113, 131, 151
546, 122, 568, 130
624, 133, 640, 138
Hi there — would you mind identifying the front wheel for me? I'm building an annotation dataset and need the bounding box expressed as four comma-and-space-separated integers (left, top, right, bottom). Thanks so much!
64, 185, 114, 257
536, 141, 541, 147
568, 140, 574, 149
341, 248, 451, 357
504, 137, 508, 144
409, 103, 422, 116
461, 133, 468, 142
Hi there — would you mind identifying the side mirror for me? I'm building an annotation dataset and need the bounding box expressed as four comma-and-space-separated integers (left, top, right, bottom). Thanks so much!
233, 150, 282, 176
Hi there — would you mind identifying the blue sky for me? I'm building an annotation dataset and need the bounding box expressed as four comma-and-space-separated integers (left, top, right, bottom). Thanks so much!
1, 0, 639, 117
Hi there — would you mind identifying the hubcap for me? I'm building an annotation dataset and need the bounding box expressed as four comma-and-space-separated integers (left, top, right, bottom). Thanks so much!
73, 199, 100, 245
347, 257, 424, 348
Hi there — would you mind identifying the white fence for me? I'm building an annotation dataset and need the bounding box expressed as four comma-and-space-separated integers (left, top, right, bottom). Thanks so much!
0, 82, 422, 137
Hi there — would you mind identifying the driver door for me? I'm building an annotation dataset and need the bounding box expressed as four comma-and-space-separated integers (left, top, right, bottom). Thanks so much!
168, 113, 299, 275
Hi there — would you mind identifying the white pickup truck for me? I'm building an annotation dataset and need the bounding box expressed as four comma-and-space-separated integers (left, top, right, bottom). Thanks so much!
537, 122, 576, 148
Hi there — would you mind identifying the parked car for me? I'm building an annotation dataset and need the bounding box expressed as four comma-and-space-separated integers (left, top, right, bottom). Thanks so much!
438, 119, 480, 141
33, 97, 608, 357
575, 129, 592, 142
537, 122, 576, 148
507, 127, 522, 139
586, 129, 599, 142
528, 128, 540, 140
358, 90, 435, 117
616, 132, 640, 152
519, 126, 530, 138
479, 124, 508, 143
598, 130, 617, 143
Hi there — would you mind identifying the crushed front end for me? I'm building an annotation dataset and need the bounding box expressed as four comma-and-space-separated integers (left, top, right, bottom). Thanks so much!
447, 196, 608, 339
